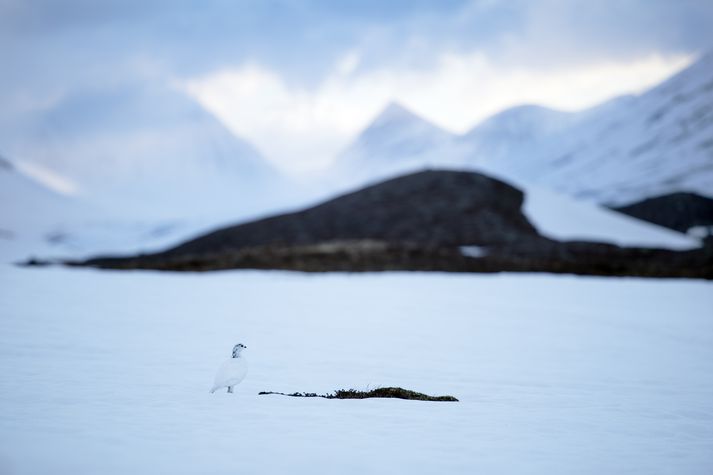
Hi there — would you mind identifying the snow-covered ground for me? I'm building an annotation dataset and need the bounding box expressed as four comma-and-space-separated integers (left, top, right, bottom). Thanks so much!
520, 184, 700, 249
1, 266, 712, 474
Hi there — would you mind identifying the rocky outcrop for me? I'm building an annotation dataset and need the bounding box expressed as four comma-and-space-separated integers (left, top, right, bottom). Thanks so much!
611, 192, 713, 233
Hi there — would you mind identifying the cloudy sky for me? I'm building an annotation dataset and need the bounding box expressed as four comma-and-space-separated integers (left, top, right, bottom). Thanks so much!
2, 0, 713, 173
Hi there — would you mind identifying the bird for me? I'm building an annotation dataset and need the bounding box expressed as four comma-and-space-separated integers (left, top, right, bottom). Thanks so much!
210, 343, 248, 394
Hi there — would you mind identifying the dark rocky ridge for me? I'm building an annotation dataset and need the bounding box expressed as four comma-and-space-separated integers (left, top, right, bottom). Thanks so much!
57, 170, 713, 279
166, 170, 543, 257
610, 192, 713, 233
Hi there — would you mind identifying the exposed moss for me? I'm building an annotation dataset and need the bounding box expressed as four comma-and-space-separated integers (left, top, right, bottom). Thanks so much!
258, 386, 458, 402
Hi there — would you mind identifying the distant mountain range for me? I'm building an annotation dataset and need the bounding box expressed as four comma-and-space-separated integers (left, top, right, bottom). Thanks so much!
474, 53, 713, 205
0, 81, 304, 260
1, 82, 288, 217
334, 53, 713, 206
5, 52, 712, 262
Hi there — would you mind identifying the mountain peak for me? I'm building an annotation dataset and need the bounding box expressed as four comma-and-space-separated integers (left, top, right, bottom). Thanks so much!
358, 101, 450, 142
332, 101, 457, 189
345, 100, 452, 157
371, 101, 424, 128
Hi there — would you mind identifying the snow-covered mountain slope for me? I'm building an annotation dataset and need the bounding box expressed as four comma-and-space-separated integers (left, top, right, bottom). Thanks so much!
0, 152, 281, 264
521, 183, 699, 250
461, 104, 577, 168
0, 83, 298, 261
333, 54, 711, 208
333, 102, 461, 187
1, 82, 288, 217
469, 54, 713, 204
462, 96, 635, 175
0, 156, 75, 233
0, 155, 89, 260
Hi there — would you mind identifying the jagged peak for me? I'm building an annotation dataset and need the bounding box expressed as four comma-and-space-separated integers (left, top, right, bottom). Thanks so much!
369, 101, 430, 128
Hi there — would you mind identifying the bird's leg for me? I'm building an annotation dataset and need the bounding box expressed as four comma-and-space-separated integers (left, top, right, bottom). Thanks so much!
228, 386, 234, 394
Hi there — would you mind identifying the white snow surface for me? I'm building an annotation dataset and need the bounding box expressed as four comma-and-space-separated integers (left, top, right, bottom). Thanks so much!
459, 245, 487, 258
520, 184, 700, 249
1, 266, 712, 474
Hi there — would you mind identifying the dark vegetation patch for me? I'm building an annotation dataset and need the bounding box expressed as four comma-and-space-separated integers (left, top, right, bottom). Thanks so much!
46, 239, 713, 279
22, 257, 54, 267
258, 387, 458, 402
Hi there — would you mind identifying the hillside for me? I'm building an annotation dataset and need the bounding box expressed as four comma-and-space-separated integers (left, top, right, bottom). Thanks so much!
468, 54, 713, 204
332, 54, 713, 206
144, 170, 541, 256
461, 104, 577, 172
61, 170, 710, 278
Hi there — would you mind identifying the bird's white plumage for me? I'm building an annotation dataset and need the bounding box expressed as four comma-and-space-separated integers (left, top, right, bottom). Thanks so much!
210, 343, 248, 394
211, 358, 248, 393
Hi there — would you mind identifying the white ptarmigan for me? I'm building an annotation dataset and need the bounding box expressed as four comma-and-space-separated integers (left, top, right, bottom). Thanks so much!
210, 343, 248, 394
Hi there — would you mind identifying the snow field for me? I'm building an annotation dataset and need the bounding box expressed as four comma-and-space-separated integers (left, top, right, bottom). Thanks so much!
520, 184, 700, 249
1, 267, 712, 474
